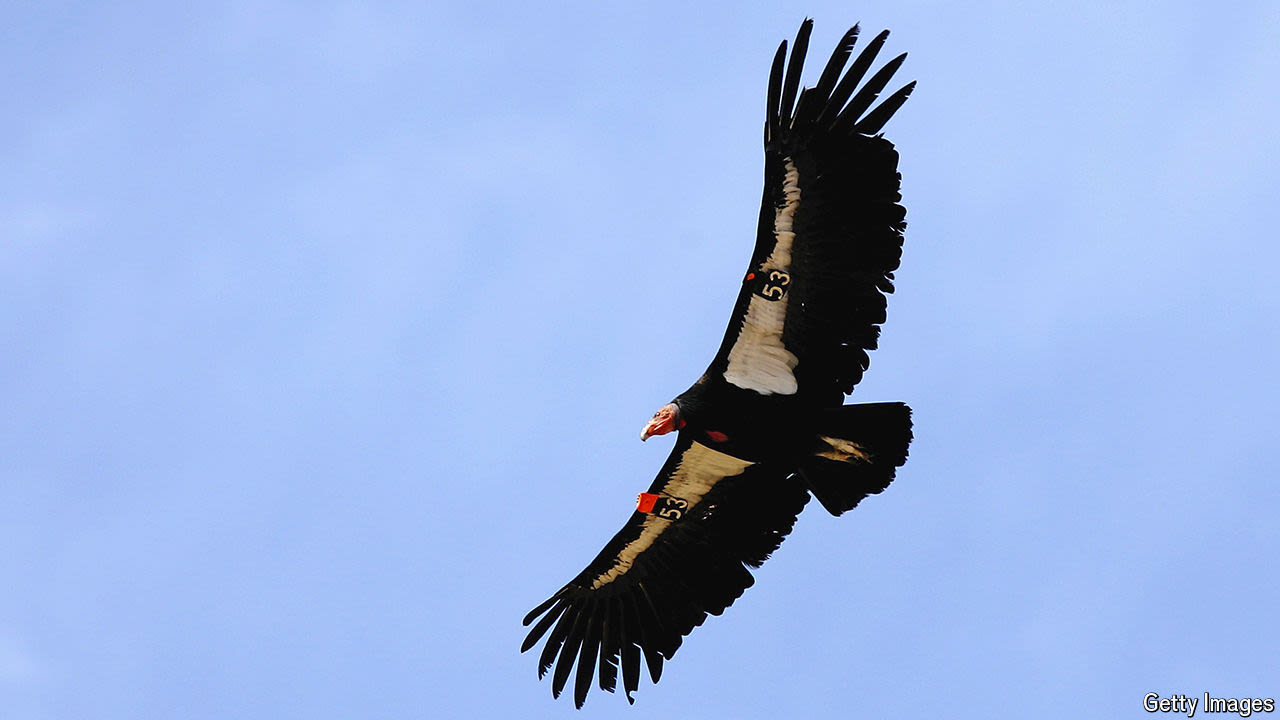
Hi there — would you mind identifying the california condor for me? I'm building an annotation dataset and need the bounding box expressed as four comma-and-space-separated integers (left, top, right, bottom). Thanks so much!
521, 20, 915, 707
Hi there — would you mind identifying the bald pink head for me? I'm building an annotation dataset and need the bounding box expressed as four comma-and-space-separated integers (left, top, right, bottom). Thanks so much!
640, 403, 684, 441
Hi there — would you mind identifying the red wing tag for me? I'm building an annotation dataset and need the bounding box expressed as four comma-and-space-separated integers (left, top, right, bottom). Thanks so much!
636, 492, 659, 513
635, 493, 689, 520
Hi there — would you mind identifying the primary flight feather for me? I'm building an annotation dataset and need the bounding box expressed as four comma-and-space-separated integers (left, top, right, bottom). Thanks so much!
522, 20, 915, 707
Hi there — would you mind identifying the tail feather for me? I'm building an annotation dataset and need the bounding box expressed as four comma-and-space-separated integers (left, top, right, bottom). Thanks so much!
799, 402, 912, 516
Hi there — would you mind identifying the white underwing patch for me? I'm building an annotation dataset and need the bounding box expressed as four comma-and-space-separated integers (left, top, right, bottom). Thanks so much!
590, 442, 754, 589
723, 158, 801, 395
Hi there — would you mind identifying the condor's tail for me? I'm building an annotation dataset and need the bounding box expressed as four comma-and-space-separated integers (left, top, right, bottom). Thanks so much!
799, 402, 912, 516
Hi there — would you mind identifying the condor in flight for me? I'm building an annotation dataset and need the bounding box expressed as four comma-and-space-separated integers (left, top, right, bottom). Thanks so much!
522, 20, 915, 707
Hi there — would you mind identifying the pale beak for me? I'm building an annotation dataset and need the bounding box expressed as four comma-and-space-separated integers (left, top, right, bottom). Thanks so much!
640, 403, 680, 441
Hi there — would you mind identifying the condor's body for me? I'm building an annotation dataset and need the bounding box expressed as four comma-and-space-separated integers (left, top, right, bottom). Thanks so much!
522, 20, 917, 708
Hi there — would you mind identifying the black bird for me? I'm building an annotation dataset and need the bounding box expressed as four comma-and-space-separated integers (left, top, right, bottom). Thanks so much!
522, 20, 915, 707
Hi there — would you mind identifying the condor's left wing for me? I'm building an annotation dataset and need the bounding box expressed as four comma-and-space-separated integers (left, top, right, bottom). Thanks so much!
520, 433, 809, 707
708, 21, 913, 404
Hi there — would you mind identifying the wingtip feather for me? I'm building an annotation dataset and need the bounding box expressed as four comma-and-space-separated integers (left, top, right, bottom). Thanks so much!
856, 80, 916, 134
833, 51, 908, 134
765, 39, 788, 142
522, 591, 561, 626
778, 19, 813, 131
520, 600, 566, 653
820, 28, 890, 127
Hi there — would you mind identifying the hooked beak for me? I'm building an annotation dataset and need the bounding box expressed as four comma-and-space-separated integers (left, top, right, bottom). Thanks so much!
640, 402, 681, 441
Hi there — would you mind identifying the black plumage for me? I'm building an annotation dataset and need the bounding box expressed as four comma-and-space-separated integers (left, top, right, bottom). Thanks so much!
522, 20, 916, 707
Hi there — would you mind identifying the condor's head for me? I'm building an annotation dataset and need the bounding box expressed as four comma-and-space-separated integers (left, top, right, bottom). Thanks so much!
640, 402, 685, 441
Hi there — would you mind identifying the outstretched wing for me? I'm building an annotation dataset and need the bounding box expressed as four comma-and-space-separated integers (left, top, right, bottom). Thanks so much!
711, 20, 914, 402
521, 433, 809, 707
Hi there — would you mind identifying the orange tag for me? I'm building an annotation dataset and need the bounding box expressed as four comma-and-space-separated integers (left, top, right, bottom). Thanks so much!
636, 493, 659, 513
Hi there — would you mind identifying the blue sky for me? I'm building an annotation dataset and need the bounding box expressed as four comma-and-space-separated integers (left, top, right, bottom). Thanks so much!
4, 2, 1278, 718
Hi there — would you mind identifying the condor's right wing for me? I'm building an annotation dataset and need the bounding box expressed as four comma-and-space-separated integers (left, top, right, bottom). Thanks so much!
520, 433, 809, 708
